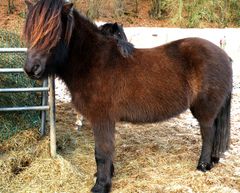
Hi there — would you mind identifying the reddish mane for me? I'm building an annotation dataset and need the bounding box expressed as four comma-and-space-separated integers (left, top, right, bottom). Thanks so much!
24, 0, 65, 51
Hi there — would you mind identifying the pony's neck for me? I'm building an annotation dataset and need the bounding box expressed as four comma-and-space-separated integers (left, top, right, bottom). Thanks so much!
57, 10, 101, 88
71, 10, 100, 49
74, 10, 99, 33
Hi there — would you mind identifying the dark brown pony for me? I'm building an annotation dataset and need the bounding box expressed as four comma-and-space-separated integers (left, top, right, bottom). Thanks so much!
23, 0, 232, 192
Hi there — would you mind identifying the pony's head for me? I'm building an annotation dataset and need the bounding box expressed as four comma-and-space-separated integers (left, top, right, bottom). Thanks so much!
23, 0, 74, 79
99, 23, 128, 42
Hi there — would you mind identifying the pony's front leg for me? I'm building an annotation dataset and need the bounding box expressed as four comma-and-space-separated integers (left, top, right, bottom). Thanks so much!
91, 121, 115, 193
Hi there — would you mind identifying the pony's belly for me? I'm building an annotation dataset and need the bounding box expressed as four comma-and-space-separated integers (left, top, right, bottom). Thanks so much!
120, 116, 166, 124
119, 106, 187, 124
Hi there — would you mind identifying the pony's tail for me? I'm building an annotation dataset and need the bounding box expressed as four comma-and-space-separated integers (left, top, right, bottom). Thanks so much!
212, 93, 231, 159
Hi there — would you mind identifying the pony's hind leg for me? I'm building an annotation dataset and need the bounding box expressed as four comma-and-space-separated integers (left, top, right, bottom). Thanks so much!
191, 92, 231, 172
197, 122, 216, 171
190, 105, 218, 172
91, 120, 115, 193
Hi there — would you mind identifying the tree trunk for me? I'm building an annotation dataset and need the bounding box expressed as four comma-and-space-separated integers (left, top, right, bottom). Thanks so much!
178, 0, 183, 21
7, 0, 15, 14
134, 0, 139, 14
86, 0, 100, 20
223, 0, 228, 25
114, 0, 124, 18
149, 0, 162, 19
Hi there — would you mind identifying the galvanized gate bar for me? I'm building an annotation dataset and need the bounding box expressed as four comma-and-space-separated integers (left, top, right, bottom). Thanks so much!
0, 48, 28, 53
0, 87, 49, 92
0, 68, 50, 112
40, 79, 48, 136
0, 68, 24, 73
0, 106, 49, 111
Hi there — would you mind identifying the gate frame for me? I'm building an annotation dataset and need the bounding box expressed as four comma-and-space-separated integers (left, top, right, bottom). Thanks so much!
0, 48, 56, 157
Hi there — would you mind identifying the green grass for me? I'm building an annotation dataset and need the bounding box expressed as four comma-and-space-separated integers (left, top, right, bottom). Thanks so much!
0, 29, 41, 141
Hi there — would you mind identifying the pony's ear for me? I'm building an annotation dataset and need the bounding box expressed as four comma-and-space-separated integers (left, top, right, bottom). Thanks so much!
112, 22, 119, 31
25, 0, 33, 10
113, 22, 118, 27
63, 2, 74, 15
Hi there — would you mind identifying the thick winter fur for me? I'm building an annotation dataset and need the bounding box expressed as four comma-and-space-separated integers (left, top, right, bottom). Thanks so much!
24, 0, 233, 192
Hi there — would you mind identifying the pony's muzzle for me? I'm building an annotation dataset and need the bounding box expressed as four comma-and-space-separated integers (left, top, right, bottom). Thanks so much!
24, 61, 43, 79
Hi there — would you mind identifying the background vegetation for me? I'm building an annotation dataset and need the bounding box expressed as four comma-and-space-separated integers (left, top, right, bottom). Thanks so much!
2, 0, 240, 28
80, 0, 240, 27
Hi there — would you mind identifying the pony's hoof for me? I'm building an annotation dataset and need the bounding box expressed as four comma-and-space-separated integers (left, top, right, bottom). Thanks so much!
197, 162, 213, 172
211, 157, 220, 163
91, 182, 111, 193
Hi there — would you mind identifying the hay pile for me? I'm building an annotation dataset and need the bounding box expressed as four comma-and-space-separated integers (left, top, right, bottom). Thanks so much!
0, 124, 94, 193
0, 78, 240, 192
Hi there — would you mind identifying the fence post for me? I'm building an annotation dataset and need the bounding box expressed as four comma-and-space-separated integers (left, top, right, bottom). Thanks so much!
49, 75, 56, 157
40, 79, 48, 136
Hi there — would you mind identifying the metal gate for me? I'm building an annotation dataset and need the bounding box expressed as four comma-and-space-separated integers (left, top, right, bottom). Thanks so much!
0, 48, 56, 157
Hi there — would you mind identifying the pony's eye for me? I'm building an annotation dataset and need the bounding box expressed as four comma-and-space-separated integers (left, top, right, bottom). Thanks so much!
47, 47, 54, 54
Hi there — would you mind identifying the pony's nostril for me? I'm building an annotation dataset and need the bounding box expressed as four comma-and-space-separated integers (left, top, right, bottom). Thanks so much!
32, 64, 39, 71
32, 64, 41, 76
